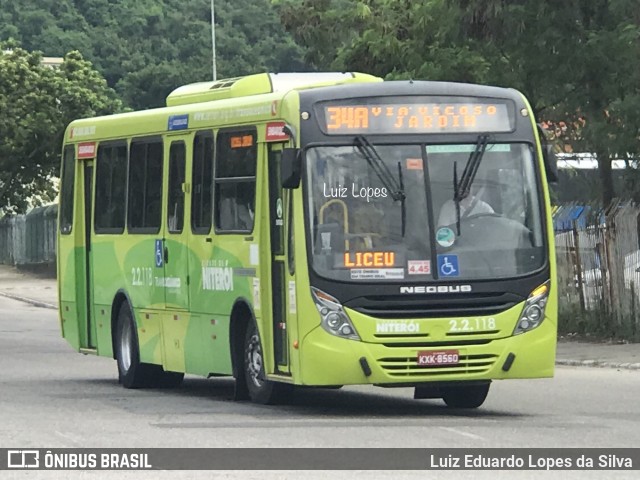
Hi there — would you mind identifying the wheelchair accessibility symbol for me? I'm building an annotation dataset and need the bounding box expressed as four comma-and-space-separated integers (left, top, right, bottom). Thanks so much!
437, 255, 459, 277
155, 239, 164, 268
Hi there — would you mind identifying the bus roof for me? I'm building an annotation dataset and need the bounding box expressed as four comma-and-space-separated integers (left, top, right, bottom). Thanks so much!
64, 72, 382, 141
297, 79, 524, 105
64, 74, 527, 143
166, 72, 382, 107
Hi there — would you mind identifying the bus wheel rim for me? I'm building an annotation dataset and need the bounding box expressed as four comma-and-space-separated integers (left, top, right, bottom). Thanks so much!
247, 333, 263, 387
120, 319, 133, 372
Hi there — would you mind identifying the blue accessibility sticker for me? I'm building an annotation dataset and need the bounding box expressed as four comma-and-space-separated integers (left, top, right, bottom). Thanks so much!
437, 254, 459, 277
155, 239, 164, 268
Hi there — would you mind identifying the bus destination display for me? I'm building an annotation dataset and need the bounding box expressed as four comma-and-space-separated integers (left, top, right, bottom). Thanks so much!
319, 98, 513, 135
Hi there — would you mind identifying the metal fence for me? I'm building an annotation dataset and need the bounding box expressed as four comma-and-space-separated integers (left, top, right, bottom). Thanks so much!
555, 201, 640, 340
0, 204, 57, 268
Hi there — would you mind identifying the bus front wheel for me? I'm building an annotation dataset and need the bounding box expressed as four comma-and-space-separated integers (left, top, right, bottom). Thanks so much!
244, 321, 293, 404
441, 383, 490, 409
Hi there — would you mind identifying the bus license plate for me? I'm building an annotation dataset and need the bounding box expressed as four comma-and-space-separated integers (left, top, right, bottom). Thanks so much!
417, 350, 459, 366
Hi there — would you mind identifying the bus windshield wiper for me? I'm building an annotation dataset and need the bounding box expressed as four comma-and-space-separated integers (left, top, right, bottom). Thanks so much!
354, 135, 406, 236
452, 134, 489, 235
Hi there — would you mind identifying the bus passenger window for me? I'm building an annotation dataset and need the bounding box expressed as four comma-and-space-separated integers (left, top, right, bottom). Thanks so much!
214, 130, 257, 233
59, 145, 76, 234
191, 132, 214, 233
167, 142, 186, 233
94, 143, 127, 233
128, 139, 163, 233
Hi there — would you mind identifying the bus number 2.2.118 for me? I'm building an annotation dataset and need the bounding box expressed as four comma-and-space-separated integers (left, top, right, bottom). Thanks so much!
448, 318, 496, 332
131, 267, 153, 286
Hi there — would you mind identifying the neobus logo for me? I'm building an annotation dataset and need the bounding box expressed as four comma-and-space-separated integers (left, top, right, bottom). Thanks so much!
399, 285, 472, 294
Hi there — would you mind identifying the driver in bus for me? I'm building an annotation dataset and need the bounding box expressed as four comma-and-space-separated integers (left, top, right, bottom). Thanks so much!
437, 183, 494, 227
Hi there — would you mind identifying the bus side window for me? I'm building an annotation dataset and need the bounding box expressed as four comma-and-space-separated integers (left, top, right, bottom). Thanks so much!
59, 145, 76, 234
214, 129, 257, 233
95, 143, 127, 233
128, 138, 163, 233
191, 131, 214, 234
167, 142, 186, 233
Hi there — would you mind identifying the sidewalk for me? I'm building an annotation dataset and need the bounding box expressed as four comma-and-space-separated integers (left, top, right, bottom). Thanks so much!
0, 264, 57, 309
555, 339, 640, 370
0, 264, 638, 370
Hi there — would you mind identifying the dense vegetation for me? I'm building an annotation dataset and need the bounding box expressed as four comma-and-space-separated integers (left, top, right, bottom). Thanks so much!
0, 0, 306, 109
0, 0, 307, 213
278, 0, 640, 206
0, 43, 123, 213
1, 0, 639, 211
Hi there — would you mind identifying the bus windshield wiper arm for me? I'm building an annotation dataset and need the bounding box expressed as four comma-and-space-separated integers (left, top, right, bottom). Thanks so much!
354, 136, 405, 201
354, 135, 406, 236
452, 134, 489, 235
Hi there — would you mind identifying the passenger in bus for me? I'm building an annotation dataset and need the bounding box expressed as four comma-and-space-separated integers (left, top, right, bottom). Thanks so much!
349, 201, 389, 249
218, 186, 255, 231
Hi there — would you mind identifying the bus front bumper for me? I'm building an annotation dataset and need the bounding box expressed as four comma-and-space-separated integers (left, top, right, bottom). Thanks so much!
298, 320, 556, 386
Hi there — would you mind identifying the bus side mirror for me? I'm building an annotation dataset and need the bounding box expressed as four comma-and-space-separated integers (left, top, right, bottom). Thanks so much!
543, 143, 558, 183
537, 124, 558, 183
281, 148, 301, 189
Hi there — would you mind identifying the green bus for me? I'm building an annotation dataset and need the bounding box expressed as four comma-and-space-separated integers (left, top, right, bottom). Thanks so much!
58, 72, 557, 408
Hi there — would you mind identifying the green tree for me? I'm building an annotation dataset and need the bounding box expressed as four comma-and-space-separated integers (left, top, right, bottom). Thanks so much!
0, 0, 309, 109
457, 0, 640, 205
0, 42, 123, 214
277, 0, 489, 81
278, 0, 640, 205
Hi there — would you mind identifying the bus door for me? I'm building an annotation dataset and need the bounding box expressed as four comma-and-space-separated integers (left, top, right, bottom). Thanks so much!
163, 138, 190, 310
82, 159, 97, 349
267, 143, 291, 374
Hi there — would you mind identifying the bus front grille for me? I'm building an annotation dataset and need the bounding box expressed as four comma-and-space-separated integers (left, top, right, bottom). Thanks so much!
346, 293, 522, 319
377, 354, 499, 377
378, 339, 494, 348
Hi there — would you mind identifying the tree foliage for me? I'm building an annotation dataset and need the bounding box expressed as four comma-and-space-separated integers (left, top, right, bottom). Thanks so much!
0, 0, 308, 109
458, 0, 640, 205
278, 0, 640, 204
278, 0, 490, 81
0, 42, 123, 214
2, 0, 639, 204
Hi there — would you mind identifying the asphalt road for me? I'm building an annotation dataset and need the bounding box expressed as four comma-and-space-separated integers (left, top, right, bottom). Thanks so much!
1, 296, 638, 480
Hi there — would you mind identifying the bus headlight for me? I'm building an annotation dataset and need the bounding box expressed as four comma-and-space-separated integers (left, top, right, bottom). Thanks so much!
311, 287, 360, 340
513, 281, 550, 335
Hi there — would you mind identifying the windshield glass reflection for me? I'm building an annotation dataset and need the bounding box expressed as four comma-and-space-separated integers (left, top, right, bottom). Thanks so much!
305, 143, 545, 282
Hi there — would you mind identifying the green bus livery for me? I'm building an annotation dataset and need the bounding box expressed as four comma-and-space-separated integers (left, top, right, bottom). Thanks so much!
58, 72, 557, 408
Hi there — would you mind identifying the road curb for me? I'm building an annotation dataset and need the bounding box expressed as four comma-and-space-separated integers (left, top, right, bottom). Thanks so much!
0, 291, 57, 310
556, 358, 640, 370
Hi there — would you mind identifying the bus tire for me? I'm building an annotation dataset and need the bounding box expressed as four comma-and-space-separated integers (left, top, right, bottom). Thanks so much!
115, 302, 158, 389
244, 321, 293, 405
441, 383, 490, 409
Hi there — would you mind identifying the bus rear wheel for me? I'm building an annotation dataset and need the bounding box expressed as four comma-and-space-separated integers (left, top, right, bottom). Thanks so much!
244, 321, 293, 404
441, 383, 490, 409
115, 303, 183, 389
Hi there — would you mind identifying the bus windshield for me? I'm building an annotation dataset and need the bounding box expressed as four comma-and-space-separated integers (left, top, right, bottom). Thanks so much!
306, 142, 545, 282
